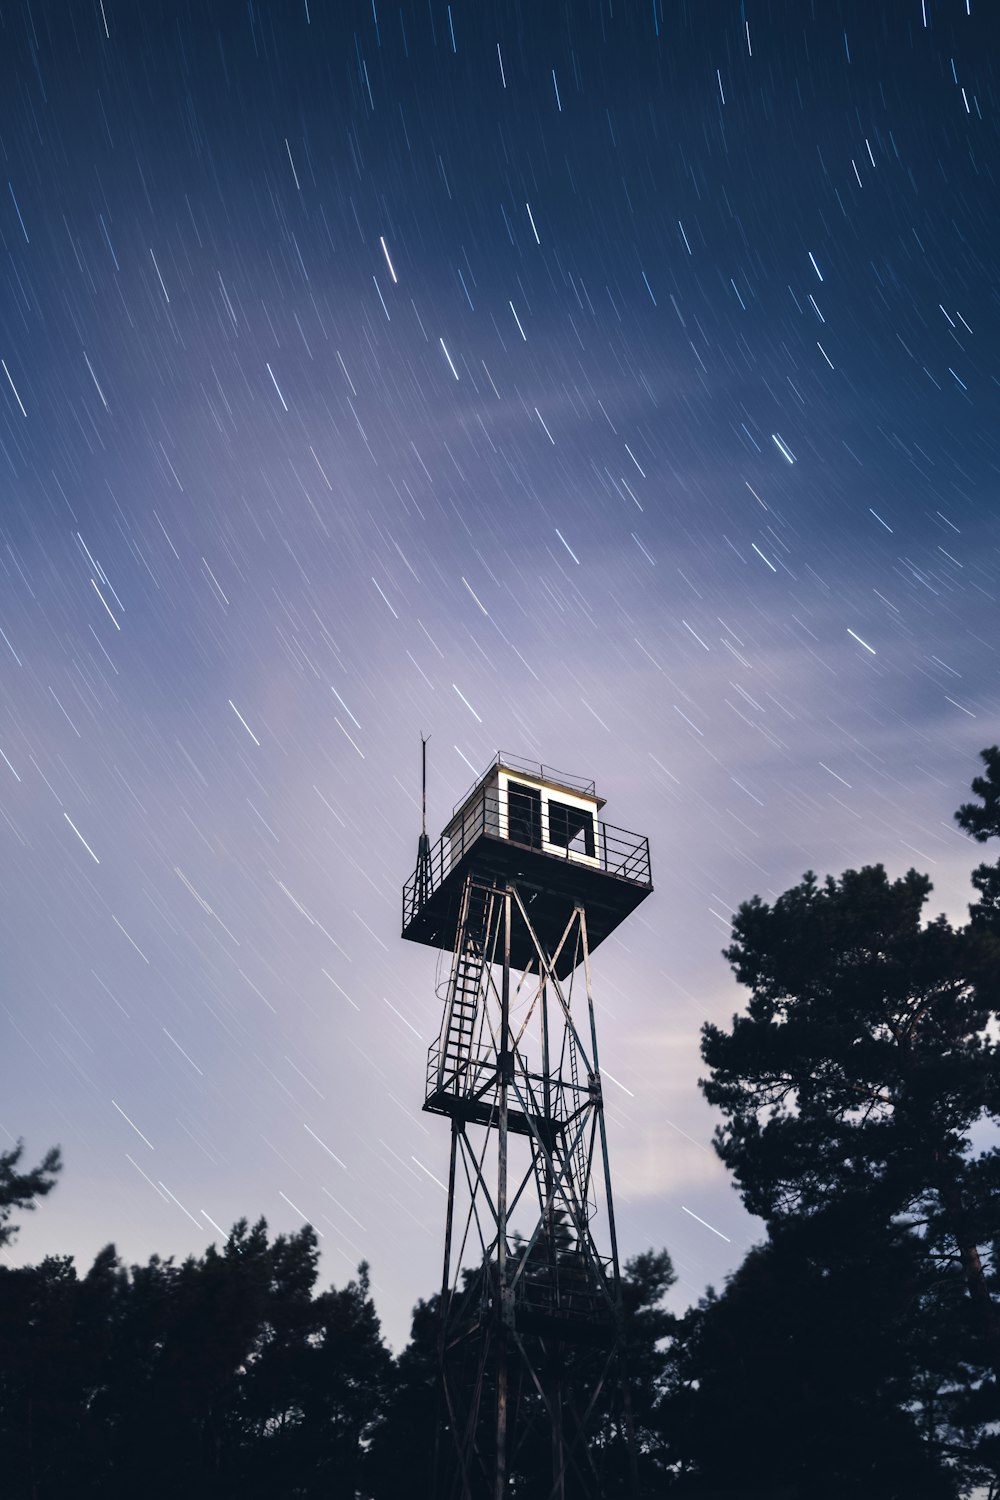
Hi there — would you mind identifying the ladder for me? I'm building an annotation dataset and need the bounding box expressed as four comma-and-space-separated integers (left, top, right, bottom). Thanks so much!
438, 879, 494, 1094
568, 1032, 596, 1223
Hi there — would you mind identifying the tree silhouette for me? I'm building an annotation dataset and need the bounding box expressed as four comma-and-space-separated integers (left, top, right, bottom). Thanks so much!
660, 1210, 986, 1499
692, 749, 1000, 1495
0, 1218, 392, 1500
0, 1139, 61, 1247
366, 1293, 438, 1500
701, 859, 999, 1377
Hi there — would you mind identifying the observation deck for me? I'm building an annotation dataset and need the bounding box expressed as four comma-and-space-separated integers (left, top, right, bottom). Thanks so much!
401, 753, 652, 976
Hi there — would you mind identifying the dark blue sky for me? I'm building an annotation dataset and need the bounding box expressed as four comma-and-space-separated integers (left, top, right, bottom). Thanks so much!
1, 0, 997, 1347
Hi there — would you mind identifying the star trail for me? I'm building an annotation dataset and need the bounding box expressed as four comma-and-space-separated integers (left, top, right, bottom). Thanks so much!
1, 0, 998, 1344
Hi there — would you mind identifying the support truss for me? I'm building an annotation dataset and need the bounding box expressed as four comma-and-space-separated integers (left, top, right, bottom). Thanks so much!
426, 874, 637, 1500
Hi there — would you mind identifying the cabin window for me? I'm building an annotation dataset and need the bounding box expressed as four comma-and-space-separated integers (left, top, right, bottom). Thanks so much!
548, 798, 596, 859
507, 781, 542, 848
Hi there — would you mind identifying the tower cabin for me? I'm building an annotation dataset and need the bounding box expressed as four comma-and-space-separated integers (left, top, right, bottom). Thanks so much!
401, 753, 652, 978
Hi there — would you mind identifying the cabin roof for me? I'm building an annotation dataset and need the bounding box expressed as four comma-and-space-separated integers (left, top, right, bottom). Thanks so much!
451, 752, 607, 817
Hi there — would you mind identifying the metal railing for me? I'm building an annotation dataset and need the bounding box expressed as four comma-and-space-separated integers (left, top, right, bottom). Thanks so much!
404, 789, 651, 930
514, 1254, 615, 1326
427, 1039, 582, 1120
477, 1247, 615, 1329
451, 752, 597, 814
426, 1041, 498, 1103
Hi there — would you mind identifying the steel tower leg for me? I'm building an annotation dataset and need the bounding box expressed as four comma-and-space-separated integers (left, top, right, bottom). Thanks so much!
495, 887, 511, 1500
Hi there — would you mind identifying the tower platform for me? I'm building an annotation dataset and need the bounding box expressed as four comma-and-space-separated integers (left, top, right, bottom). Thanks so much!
401, 755, 651, 977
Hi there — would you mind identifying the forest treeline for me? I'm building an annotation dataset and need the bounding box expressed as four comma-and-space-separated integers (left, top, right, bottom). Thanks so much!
2, 750, 998, 1499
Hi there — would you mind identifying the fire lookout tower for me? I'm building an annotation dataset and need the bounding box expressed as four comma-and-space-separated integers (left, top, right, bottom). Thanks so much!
401, 753, 653, 1498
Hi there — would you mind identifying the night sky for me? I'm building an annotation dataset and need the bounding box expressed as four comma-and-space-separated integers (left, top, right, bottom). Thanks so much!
2, 0, 998, 1348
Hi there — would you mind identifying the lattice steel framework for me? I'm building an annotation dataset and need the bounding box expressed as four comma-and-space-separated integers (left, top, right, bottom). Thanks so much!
424, 872, 638, 1500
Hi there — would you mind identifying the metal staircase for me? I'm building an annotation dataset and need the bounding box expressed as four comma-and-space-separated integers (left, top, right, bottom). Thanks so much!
436, 879, 494, 1095
568, 1035, 597, 1222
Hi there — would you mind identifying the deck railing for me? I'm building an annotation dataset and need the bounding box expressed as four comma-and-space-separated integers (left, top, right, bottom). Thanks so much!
403, 788, 651, 931
426, 1041, 498, 1104
475, 1249, 616, 1332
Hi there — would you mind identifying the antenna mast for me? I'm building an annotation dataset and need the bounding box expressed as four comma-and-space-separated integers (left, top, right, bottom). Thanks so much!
416, 734, 432, 907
